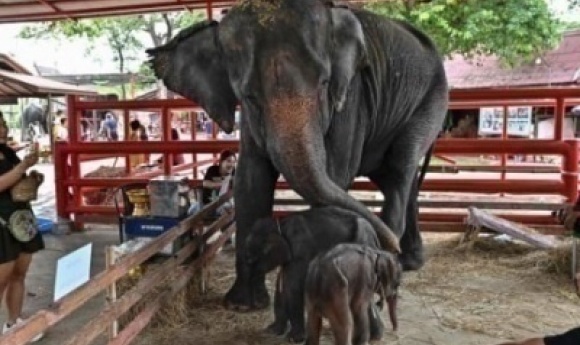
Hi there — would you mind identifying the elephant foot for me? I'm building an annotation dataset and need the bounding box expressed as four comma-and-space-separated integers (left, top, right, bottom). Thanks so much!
287, 330, 305, 343
369, 304, 384, 341
223, 276, 270, 311
265, 321, 288, 336
252, 280, 271, 309
399, 250, 425, 271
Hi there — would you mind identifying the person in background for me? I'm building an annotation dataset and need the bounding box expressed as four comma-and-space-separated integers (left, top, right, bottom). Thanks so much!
55, 117, 68, 141
188, 150, 237, 218
128, 119, 149, 168
171, 128, 185, 166
0, 112, 44, 341
98, 112, 118, 141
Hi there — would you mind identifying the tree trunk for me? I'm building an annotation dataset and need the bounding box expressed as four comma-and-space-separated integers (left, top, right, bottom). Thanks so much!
117, 48, 126, 100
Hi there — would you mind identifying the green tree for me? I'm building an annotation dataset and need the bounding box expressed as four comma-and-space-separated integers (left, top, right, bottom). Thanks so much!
19, 11, 204, 99
365, 0, 563, 67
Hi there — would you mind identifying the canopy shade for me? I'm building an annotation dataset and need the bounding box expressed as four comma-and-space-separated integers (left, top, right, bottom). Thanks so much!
0, 69, 97, 97
0, 0, 235, 23
0, 0, 365, 24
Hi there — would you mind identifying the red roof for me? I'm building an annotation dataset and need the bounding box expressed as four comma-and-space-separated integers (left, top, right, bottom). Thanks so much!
444, 30, 580, 89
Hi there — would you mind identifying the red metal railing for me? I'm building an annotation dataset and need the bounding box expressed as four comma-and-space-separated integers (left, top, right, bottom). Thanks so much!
55, 88, 580, 231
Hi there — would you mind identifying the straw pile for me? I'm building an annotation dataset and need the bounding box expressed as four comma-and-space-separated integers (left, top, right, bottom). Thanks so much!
83, 166, 127, 205
114, 262, 206, 333
403, 233, 580, 340
132, 233, 580, 345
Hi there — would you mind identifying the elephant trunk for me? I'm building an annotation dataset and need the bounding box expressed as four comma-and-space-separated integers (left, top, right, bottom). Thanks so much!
265, 95, 400, 254
387, 295, 398, 332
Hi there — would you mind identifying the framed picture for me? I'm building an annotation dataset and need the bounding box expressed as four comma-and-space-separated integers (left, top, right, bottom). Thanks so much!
478, 106, 532, 137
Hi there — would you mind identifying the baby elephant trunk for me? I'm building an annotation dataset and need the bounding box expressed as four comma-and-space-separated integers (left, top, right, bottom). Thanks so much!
386, 295, 398, 331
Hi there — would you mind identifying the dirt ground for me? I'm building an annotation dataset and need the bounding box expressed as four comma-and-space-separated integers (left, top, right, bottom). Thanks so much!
133, 233, 580, 345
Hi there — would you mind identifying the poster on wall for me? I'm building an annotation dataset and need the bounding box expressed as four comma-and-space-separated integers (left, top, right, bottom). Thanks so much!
478, 106, 533, 137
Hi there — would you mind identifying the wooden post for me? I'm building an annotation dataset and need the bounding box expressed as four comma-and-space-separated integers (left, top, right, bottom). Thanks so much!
105, 246, 119, 340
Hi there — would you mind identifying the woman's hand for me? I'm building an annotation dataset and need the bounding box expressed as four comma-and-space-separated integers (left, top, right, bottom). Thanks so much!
20, 151, 39, 170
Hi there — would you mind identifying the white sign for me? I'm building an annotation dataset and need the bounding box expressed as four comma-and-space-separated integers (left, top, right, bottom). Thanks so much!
54, 243, 92, 302
478, 106, 532, 137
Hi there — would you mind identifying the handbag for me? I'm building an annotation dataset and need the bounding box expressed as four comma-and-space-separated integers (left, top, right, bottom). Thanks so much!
10, 171, 44, 202
0, 209, 38, 242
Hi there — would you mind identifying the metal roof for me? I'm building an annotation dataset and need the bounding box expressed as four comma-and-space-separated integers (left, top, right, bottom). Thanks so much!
0, 0, 235, 23
0, 0, 368, 23
0, 69, 97, 97
0, 53, 31, 75
445, 29, 580, 89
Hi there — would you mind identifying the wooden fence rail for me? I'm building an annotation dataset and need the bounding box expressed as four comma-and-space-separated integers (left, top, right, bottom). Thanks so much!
0, 191, 234, 345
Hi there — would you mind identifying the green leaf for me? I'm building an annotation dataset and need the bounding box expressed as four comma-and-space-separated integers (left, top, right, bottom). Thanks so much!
365, 0, 563, 68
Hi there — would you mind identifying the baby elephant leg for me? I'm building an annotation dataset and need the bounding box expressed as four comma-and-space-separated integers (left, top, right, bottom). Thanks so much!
266, 271, 288, 335
285, 263, 308, 343
327, 289, 354, 345
352, 302, 371, 345
304, 303, 323, 345
368, 303, 384, 341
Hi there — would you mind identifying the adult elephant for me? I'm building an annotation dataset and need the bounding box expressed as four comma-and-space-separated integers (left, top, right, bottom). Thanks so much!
146, 0, 448, 310
21, 103, 49, 141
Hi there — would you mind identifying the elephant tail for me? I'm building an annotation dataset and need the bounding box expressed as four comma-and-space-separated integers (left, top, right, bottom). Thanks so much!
417, 143, 434, 189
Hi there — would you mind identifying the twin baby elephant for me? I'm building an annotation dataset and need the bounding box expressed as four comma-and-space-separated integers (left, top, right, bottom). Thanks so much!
245, 206, 402, 345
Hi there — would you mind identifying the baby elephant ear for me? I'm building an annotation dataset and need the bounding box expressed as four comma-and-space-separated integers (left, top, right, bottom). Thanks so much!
328, 7, 367, 112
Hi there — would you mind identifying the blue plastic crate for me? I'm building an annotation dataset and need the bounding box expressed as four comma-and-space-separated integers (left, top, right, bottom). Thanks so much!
123, 216, 183, 239
36, 217, 54, 234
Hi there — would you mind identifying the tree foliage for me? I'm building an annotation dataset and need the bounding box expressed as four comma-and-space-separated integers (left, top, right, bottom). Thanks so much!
19, 11, 204, 97
365, 0, 563, 67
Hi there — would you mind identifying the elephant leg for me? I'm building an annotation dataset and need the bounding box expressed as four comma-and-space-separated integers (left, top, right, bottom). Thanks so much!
266, 271, 289, 335
304, 304, 322, 345
369, 153, 420, 271
285, 263, 308, 343
368, 303, 384, 341
352, 302, 370, 345
224, 149, 279, 311
327, 288, 353, 345
398, 174, 425, 271
369, 105, 443, 270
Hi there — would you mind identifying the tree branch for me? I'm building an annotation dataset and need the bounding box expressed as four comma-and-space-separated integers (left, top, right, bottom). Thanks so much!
162, 14, 173, 44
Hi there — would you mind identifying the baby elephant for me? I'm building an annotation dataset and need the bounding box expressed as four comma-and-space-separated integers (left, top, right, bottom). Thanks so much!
244, 206, 384, 343
304, 243, 402, 345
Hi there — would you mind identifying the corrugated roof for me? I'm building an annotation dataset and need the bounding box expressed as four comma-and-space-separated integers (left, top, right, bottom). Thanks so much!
0, 0, 364, 23
445, 30, 580, 89
0, 0, 234, 23
0, 69, 97, 97
0, 53, 32, 75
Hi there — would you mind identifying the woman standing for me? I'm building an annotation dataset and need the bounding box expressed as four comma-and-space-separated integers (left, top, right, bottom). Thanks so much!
0, 111, 44, 341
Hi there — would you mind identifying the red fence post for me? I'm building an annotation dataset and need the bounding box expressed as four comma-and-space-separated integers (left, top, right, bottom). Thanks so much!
563, 139, 579, 202
555, 98, 565, 141
55, 141, 68, 220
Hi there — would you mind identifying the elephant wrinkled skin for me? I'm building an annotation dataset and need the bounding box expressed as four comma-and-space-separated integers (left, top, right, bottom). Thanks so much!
244, 206, 385, 342
146, 0, 448, 310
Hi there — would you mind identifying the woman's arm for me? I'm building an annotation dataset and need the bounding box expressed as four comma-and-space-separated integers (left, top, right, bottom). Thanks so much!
202, 166, 223, 189
0, 152, 38, 193
202, 180, 223, 189
0, 161, 29, 193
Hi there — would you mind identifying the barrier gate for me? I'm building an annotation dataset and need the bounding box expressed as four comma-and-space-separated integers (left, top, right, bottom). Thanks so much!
55, 87, 580, 234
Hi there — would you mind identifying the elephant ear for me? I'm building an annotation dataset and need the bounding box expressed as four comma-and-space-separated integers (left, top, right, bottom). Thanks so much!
146, 20, 237, 133
328, 5, 367, 112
